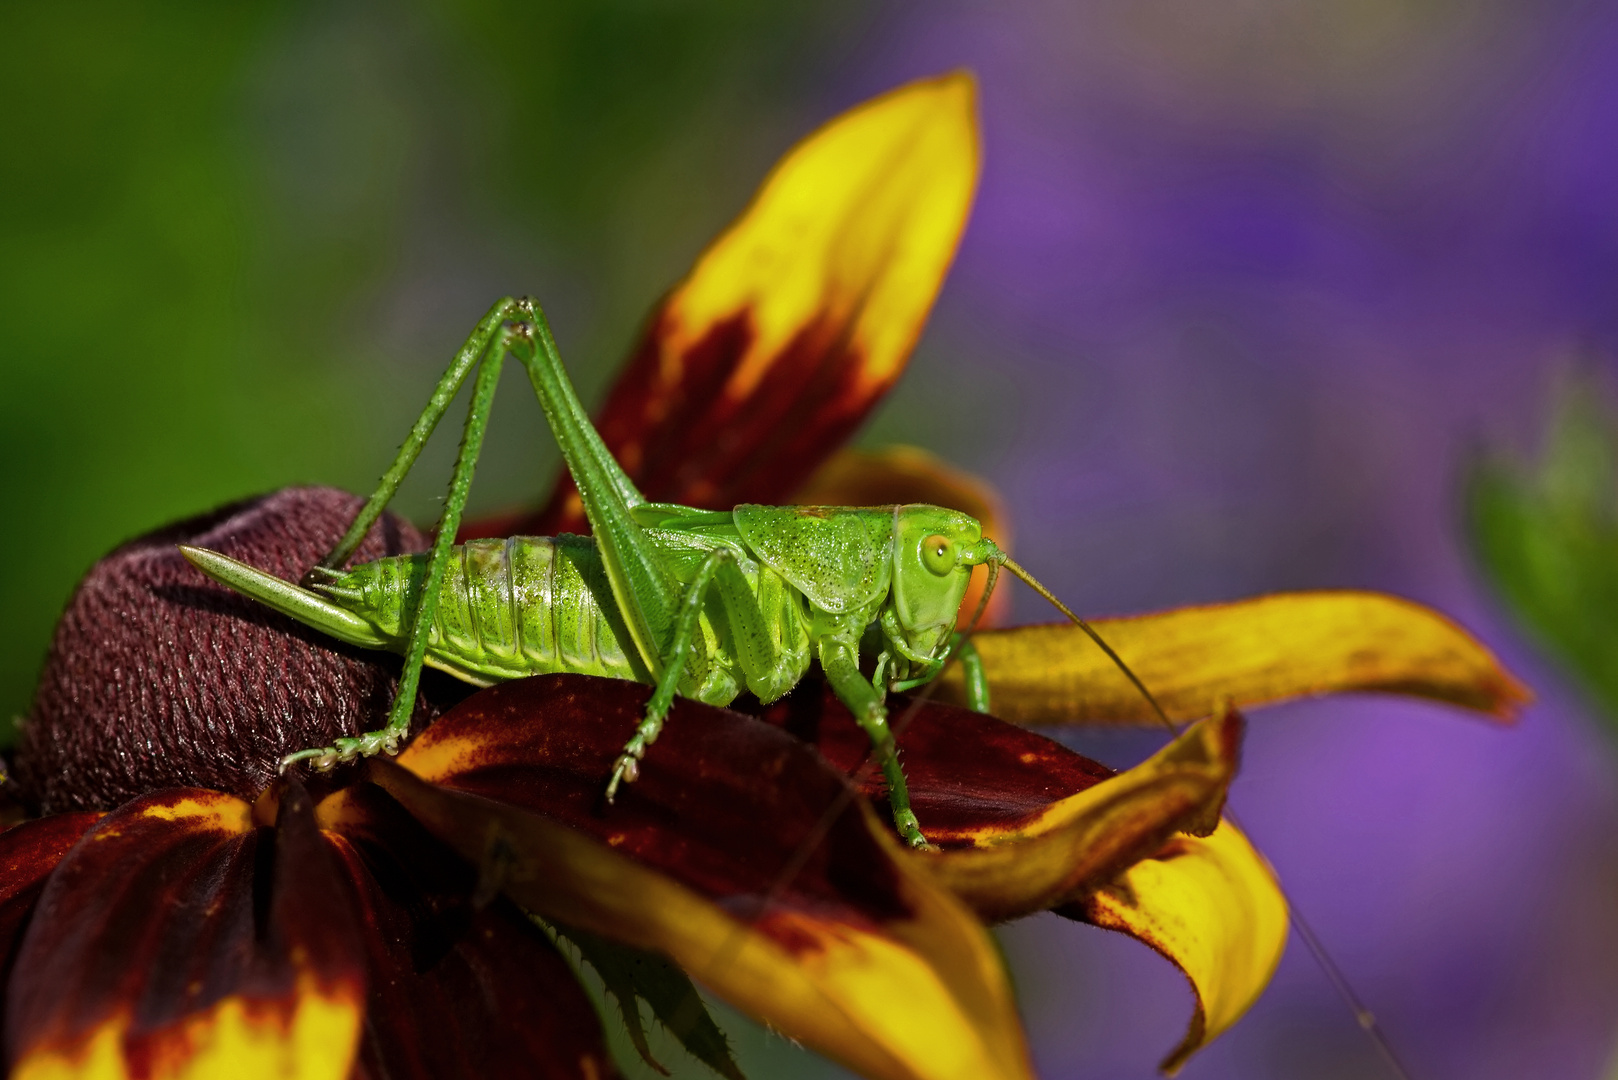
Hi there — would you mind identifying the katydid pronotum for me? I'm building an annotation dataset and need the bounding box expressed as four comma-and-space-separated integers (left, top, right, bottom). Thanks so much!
181, 296, 1155, 849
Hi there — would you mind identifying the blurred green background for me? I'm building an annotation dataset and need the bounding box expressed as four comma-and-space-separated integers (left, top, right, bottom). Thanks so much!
0, 1, 886, 732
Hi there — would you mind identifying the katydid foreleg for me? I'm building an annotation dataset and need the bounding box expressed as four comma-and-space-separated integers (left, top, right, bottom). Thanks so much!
816, 634, 927, 848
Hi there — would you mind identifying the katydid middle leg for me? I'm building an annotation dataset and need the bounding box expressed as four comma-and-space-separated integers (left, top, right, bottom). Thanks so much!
604, 542, 811, 799
605, 545, 733, 800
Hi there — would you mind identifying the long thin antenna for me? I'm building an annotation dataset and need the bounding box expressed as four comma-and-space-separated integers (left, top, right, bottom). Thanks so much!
999, 556, 1172, 730
997, 553, 1416, 1080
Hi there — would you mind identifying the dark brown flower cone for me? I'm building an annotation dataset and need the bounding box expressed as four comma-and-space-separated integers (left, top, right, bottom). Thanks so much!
16, 487, 461, 813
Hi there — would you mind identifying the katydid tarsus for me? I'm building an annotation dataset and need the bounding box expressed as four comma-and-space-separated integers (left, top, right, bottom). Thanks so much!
180, 295, 1145, 849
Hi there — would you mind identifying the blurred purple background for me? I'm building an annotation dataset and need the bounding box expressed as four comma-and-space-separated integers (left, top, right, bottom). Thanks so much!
5, 2, 1618, 1077
857, 4, 1618, 1078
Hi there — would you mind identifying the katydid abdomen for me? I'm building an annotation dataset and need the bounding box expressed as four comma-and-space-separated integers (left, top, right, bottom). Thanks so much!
317, 534, 649, 689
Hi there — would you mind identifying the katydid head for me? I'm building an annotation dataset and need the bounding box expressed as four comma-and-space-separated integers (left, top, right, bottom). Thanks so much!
889, 505, 1003, 659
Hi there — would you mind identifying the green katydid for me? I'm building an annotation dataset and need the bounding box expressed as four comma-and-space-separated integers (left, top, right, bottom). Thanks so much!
181, 296, 1161, 849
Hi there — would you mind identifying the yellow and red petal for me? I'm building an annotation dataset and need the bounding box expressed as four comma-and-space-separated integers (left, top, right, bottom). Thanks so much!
379, 674, 1031, 1080
923, 708, 1242, 924
749, 682, 1242, 922
935, 590, 1530, 725
528, 73, 980, 533
1059, 821, 1288, 1075
7, 787, 366, 1080
318, 785, 616, 1080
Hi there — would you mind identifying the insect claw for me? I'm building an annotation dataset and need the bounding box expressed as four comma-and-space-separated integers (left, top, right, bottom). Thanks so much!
605, 756, 637, 804
280, 745, 337, 773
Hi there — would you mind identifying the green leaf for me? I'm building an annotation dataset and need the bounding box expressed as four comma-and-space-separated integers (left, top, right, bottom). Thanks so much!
1466, 372, 1618, 722
551, 920, 746, 1080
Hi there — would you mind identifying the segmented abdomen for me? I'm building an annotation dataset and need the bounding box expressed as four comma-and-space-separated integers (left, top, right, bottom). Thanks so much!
331, 535, 646, 686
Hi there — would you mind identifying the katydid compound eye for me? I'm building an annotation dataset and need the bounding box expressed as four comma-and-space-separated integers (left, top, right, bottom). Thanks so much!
921, 534, 955, 575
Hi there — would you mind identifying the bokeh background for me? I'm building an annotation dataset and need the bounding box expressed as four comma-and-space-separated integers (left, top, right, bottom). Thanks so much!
4, 2, 1617, 1078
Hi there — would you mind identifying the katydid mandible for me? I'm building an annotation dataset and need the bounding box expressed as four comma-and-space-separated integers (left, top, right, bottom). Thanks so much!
181, 296, 1153, 848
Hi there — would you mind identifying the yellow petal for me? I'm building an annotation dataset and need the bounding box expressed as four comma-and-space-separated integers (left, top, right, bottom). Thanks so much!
672, 71, 978, 403
925, 705, 1242, 923
936, 590, 1530, 724
13, 982, 359, 1080
531, 71, 983, 527
792, 445, 1011, 626
1064, 821, 1288, 1075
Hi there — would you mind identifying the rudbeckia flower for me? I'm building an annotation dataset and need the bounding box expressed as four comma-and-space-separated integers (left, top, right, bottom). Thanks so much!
3, 73, 1525, 1080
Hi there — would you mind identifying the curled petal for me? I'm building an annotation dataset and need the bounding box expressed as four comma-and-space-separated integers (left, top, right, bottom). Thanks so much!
1057, 821, 1288, 1075
750, 684, 1241, 921
924, 708, 1243, 924
378, 674, 1032, 1080
318, 786, 616, 1080
7, 787, 366, 1080
936, 591, 1530, 725
530, 72, 980, 532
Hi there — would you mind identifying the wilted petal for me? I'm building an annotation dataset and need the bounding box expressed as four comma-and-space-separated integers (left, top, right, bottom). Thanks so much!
317, 785, 616, 1080
1057, 821, 1288, 1075
935, 591, 1530, 724
529, 73, 980, 532
791, 446, 1011, 626
6, 787, 366, 1080
376, 674, 1032, 1080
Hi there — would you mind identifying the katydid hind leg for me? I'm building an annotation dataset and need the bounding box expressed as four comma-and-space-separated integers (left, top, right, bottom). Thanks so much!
284, 327, 513, 770
321, 297, 526, 573
507, 309, 691, 693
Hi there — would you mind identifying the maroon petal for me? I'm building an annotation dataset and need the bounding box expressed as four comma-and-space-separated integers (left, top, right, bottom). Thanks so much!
6, 786, 367, 1078
317, 784, 617, 1080
377, 674, 1033, 1080
747, 677, 1113, 844
17, 487, 453, 813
